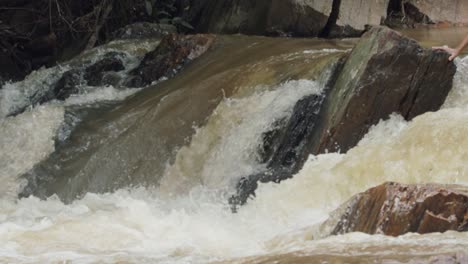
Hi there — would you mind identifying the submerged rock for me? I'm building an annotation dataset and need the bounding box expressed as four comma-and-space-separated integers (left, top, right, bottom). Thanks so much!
129, 34, 216, 86
328, 182, 468, 236
53, 70, 82, 101
231, 26, 456, 208
50, 52, 126, 102
84, 52, 125, 86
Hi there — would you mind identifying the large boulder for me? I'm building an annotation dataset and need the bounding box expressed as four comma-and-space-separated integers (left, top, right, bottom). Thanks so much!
181, 0, 333, 36
328, 182, 468, 236
407, 0, 468, 25
181, 0, 396, 37
230, 26, 456, 208
129, 33, 216, 86
312, 26, 456, 154
328, 0, 390, 37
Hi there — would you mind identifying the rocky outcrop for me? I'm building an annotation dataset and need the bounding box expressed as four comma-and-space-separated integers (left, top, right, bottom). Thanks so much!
328, 182, 468, 236
129, 34, 216, 86
230, 26, 456, 208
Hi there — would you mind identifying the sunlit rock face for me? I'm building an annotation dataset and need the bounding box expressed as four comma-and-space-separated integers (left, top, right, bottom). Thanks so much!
329, 0, 390, 37
407, 0, 468, 25
329, 182, 468, 236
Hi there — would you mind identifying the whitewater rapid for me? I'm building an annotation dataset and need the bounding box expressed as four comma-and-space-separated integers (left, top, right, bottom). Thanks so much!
1, 53, 468, 263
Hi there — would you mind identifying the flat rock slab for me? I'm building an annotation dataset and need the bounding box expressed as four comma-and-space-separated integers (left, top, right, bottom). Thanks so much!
330, 182, 468, 236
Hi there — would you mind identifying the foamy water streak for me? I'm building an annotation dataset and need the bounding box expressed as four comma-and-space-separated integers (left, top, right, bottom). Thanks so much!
159, 80, 323, 196
0, 57, 467, 263
0, 105, 64, 201
0, 39, 157, 119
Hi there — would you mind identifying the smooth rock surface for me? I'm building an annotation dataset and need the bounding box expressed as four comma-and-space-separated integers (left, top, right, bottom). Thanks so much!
408, 0, 468, 25
328, 182, 468, 236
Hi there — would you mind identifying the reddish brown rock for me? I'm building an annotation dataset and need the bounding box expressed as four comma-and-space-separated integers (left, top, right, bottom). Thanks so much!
330, 182, 468, 236
129, 34, 216, 86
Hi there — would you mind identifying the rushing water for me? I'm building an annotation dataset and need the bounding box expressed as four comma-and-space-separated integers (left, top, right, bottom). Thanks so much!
0, 29, 468, 263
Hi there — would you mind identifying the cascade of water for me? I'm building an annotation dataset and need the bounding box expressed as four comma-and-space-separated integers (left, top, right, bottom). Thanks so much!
0, 36, 467, 263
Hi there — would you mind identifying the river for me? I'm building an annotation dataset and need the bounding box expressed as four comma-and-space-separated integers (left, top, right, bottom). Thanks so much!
0, 27, 467, 263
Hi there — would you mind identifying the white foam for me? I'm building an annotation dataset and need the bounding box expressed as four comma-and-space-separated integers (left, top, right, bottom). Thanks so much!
159, 79, 323, 196
0, 104, 64, 200
64, 86, 141, 106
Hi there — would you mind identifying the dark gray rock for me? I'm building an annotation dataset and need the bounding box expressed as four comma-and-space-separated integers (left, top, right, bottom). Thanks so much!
53, 69, 82, 101
129, 33, 216, 86
84, 52, 125, 86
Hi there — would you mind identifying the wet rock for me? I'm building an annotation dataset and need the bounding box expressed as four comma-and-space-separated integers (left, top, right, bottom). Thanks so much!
112, 22, 177, 40
129, 34, 216, 86
328, 182, 468, 236
53, 69, 82, 101
314, 26, 456, 154
181, 0, 333, 37
230, 26, 456, 208
230, 56, 347, 208
48, 52, 126, 102
122, 76, 144, 88
99, 72, 122, 87
84, 52, 125, 86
